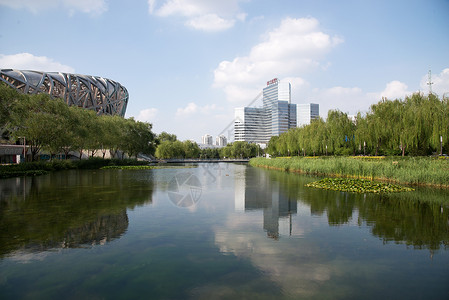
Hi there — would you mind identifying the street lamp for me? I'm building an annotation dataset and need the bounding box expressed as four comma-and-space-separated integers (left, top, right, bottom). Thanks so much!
441, 135, 443, 156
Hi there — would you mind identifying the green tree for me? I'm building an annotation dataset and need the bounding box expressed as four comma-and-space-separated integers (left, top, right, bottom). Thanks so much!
183, 140, 200, 158
158, 131, 177, 142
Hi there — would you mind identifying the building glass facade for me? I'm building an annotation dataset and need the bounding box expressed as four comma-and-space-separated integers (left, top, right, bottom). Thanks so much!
235, 78, 297, 144
297, 103, 319, 127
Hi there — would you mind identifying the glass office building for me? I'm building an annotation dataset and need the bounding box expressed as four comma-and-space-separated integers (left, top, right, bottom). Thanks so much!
234, 107, 266, 144
235, 78, 297, 144
297, 103, 319, 127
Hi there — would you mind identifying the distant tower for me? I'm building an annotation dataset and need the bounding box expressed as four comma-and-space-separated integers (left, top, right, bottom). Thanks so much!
427, 69, 434, 94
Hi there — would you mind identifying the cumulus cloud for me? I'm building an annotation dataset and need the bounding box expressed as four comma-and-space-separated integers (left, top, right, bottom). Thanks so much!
148, 0, 245, 31
213, 17, 343, 103
0, 0, 108, 15
136, 108, 158, 122
379, 80, 411, 100
0, 53, 75, 73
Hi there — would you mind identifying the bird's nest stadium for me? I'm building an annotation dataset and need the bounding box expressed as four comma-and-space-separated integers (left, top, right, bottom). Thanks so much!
0, 69, 128, 116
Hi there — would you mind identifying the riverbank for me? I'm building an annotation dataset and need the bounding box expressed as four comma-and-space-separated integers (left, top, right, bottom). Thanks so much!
0, 158, 148, 179
249, 156, 449, 188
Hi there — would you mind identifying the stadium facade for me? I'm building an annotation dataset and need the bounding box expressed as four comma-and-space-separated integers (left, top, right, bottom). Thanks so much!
0, 69, 128, 116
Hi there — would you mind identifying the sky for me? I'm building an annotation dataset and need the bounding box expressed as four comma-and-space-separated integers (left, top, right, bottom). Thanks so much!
1, 0, 448, 142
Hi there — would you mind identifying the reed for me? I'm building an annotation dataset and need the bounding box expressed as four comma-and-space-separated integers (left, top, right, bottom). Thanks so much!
249, 156, 449, 187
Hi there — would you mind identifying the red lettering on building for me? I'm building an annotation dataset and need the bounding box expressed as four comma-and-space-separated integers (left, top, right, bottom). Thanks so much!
267, 78, 278, 86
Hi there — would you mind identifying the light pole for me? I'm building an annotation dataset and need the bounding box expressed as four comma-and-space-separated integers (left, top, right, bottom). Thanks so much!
441, 135, 443, 156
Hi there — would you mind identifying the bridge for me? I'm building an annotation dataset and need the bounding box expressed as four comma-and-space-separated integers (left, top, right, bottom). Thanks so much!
154, 158, 250, 164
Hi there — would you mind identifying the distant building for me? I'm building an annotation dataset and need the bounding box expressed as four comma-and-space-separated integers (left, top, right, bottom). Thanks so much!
235, 78, 296, 144
263, 79, 297, 140
234, 107, 266, 144
297, 103, 319, 127
216, 135, 227, 147
201, 134, 213, 145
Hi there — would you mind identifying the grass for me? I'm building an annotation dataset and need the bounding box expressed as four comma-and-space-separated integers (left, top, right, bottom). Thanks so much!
250, 156, 449, 188
0, 158, 149, 178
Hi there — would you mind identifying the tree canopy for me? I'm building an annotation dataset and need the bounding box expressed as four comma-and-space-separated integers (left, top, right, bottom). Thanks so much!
267, 93, 448, 157
0, 83, 156, 160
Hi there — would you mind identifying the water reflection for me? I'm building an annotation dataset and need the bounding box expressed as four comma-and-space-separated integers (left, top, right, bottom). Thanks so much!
235, 166, 297, 239
0, 169, 153, 258
234, 166, 449, 250
216, 165, 449, 298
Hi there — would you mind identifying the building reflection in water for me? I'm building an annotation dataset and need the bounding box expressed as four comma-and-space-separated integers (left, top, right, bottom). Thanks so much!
234, 166, 297, 239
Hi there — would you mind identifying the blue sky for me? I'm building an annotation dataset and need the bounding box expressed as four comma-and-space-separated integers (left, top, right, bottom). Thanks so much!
1, 0, 448, 142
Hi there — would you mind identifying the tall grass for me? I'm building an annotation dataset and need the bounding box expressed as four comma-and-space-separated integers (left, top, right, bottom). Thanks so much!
250, 156, 449, 187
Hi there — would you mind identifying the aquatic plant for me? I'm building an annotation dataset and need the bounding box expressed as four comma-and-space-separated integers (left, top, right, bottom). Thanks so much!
306, 178, 414, 193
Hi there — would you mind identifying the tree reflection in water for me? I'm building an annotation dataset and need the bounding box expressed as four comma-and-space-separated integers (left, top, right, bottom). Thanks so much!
0, 169, 154, 257
241, 166, 449, 251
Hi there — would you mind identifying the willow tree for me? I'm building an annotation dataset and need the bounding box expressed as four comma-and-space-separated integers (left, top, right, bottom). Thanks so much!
326, 110, 356, 155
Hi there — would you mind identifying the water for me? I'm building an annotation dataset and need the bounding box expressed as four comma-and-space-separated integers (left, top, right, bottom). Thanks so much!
1, 163, 448, 299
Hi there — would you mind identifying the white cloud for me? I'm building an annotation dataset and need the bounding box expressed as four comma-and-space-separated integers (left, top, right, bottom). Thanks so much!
213, 17, 343, 103
186, 14, 235, 32
176, 102, 220, 117
420, 68, 449, 97
0, 0, 107, 15
176, 102, 198, 116
148, 0, 245, 31
379, 80, 411, 100
62, 0, 108, 16
0, 53, 75, 73
136, 108, 158, 122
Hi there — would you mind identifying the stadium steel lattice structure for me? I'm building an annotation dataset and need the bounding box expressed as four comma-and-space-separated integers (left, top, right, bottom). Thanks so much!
0, 69, 128, 116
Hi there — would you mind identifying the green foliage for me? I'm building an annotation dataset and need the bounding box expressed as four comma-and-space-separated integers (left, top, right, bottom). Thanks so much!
157, 131, 177, 142
155, 140, 202, 159
219, 141, 261, 159
0, 157, 149, 178
0, 84, 156, 160
306, 178, 414, 193
267, 93, 448, 157
250, 156, 449, 187
154, 140, 261, 159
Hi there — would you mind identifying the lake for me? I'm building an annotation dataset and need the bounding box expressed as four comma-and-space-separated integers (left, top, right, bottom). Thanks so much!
1, 163, 448, 299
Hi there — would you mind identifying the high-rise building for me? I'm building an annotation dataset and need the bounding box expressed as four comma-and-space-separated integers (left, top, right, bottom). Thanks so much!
216, 135, 228, 147
234, 107, 266, 144
297, 103, 319, 127
201, 134, 213, 145
235, 78, 296, 145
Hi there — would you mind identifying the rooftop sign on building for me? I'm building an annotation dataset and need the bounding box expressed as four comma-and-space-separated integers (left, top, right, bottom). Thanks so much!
266, 78, 278, 86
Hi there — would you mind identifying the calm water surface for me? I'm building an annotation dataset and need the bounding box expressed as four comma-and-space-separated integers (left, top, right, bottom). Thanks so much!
1, 163, 448, 299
